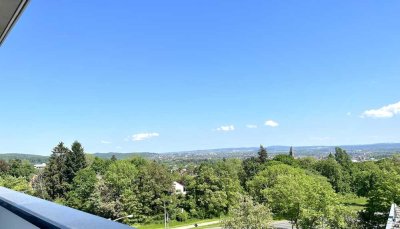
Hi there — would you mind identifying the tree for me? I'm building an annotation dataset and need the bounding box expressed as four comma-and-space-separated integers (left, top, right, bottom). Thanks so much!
289, 146, 294, 158
186, 161, 241, 218
105, 160, 138, 196
258, 145, 268, 163
297, 157, 317, 171
352, 161, 380, 196
240, 157, 262, 189
360, 171, 400, 228
0, 175, 33, 194
248, 164, 349, 229
91, 157, 111, 175
32, 170, 49, 199
223, 195, 272, 229
86, 178, 122, 220
334, 147, 352, 170
315, 157, 350, 193
8, 159, 34, 179
43, 142, 70, 199
64, 141, 87, 183
273, 154, 298, 166
111, 155, 117, 162
0, 160, 10, 174
66, 168, 98, 211
134, 160, 174, 221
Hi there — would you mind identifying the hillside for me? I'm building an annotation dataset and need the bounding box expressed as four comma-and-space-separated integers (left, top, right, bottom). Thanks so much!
0, 153, 49, 164
1, 143, 400, 164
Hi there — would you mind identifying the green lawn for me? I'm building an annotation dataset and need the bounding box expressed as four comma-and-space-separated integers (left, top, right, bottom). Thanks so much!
135, 218, 221, 229
339, 194, 367, 211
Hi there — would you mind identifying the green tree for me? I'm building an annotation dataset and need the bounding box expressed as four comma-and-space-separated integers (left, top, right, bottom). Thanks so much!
248, 164, 349, 229
8, 159, 34, 179
66, 168, 98, 211
223, 195, 272, 229
273, 154, 298, 167
334, 147, 352, 170
0, 175, 33, 194
257, 145, 268, 163
105, 160, 138, 196
134, 160, 173, 222
360, 171, 400, 228
43, 142, 70, 199
187, 161, 242, 218
240, 157, 262, 189
64, 141, 87, 183
315, 157, 350, 193
297, 157, 317, 171
90, 157, 111, 175
352, 161, 380, 196
86, 178, 122, 219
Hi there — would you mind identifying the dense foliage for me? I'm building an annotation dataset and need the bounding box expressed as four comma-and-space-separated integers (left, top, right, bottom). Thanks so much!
0, 143, 399, 228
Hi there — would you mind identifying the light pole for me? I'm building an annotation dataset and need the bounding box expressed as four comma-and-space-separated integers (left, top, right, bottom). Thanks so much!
164, 201, 169, 229
112, 214, 133, 222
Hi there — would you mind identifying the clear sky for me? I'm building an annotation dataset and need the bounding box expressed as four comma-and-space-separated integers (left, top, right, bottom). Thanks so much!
1, 1, 400, 155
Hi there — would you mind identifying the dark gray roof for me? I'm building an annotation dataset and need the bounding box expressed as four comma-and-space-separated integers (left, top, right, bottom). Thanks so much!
0, 187, 134, 229
0, 0, 29, 45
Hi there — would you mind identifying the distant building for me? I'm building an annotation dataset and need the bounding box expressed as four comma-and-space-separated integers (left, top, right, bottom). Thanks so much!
173, 181, 186, 195
34, 163, 46, 169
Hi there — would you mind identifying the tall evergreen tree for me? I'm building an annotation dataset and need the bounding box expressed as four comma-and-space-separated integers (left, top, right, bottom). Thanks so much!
65, 141, 87, 183
44, 142, 70, 199
289, 146, 294, 158
258, 145, 268, 163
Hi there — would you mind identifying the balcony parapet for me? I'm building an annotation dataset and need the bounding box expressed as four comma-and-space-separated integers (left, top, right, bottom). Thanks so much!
0, 187, 133, 229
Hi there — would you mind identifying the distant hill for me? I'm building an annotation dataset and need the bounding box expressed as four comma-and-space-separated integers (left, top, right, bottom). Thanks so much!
91, 143, 400, 162
91, 152, 158, 160
167, 143, 400, 155
1, 143, 399, 164
0, 153, 49, 164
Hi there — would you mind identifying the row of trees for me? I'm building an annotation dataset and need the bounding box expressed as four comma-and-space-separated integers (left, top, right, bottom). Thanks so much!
0, 143, 399, 228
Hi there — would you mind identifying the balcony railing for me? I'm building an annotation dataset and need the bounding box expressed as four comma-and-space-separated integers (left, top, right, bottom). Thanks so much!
0, 187, 133, 228
386, 203, 400, 229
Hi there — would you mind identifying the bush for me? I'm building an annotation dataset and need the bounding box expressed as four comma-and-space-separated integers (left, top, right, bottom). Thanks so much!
176, 210, 189, 222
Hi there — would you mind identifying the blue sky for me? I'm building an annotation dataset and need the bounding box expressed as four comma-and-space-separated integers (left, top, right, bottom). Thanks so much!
1, 1, 400, 155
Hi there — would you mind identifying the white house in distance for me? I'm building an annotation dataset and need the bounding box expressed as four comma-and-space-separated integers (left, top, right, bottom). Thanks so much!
173, 181, 186, 195
34, 163, 46, 169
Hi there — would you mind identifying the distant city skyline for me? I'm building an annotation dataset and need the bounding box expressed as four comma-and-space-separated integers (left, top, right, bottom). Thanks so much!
0, 1, 399, 155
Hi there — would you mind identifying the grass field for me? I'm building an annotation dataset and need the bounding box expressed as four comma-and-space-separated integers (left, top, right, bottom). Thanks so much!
340, 194, 367, 211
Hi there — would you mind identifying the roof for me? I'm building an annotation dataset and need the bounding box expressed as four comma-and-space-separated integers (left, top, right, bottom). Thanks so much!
0, 0, 29, 46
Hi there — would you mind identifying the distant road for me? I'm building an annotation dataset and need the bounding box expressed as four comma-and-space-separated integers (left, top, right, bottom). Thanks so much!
270, 220, 292, 229
172, 220, 220, 229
